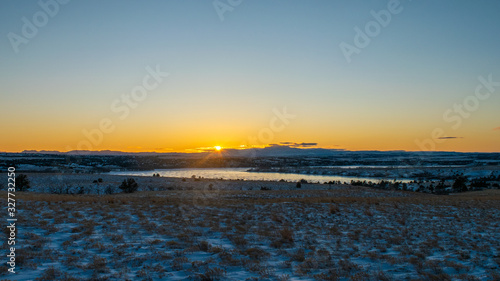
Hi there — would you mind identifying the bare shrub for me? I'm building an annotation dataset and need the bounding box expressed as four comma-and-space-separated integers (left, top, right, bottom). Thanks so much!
195, 267, 226, 281
119, 178, 139, 193
244, 247, 270, 261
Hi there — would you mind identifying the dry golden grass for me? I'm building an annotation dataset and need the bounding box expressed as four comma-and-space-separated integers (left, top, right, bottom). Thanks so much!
1, 174, 499, 280
5, 187, 500, 211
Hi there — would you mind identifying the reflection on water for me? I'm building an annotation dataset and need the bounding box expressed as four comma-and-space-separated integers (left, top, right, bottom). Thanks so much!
109, 167, 410, 183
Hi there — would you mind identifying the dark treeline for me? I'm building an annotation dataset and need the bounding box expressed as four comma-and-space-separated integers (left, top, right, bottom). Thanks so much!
348, 174, 500, 195
2, 152, 500, 173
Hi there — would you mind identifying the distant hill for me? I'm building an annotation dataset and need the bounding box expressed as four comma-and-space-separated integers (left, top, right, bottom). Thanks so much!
220, 147, 346, 157
17, 147, 494, 158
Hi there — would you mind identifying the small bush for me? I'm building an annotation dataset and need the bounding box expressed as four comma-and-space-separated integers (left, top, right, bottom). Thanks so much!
119, 178, 138, 193
329, 204, 340, 214
16, 174, 31, 191
291, 248, 306, 262
88, 256, 108, 273
245, 247, 270, 260
196, 267, 226, 281
198, 241, 211, 252
279, 227, 294, 243
35, 266, 62, 280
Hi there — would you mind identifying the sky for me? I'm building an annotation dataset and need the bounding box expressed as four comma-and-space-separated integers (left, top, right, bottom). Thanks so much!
1, 0, 499, 153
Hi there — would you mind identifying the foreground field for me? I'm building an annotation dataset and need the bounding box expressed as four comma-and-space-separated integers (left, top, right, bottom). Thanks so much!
1, 174, 499, 280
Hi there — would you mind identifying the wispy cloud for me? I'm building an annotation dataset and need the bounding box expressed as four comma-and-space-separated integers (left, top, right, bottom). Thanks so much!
493, 127, 500, 131
437, 136, 463, 140
296, 142, 318, 147
277, 142, 318, 148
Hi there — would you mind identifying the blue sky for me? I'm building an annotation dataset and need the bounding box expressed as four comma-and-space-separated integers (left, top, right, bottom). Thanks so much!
1, 0, 499, 152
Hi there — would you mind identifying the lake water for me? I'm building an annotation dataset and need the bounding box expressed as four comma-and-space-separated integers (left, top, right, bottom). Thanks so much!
109, 167, 411, 183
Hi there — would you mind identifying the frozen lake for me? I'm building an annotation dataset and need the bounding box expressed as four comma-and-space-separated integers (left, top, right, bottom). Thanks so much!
109, 167, 411, 183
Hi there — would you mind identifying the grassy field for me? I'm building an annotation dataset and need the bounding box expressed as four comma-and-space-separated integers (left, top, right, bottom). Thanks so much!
1, 174, 499, 280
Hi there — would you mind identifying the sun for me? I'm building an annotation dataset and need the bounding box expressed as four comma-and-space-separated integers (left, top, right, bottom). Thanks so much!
214, 146, 222, 151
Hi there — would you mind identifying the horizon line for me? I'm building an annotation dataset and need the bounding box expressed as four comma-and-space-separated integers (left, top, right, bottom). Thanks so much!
2, 148, 500, 154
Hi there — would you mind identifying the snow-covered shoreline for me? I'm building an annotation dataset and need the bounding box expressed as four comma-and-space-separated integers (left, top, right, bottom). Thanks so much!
248, 165, 500, 181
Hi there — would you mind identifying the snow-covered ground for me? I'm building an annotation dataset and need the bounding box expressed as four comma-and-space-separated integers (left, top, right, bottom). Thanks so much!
1, 174, 499, 280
